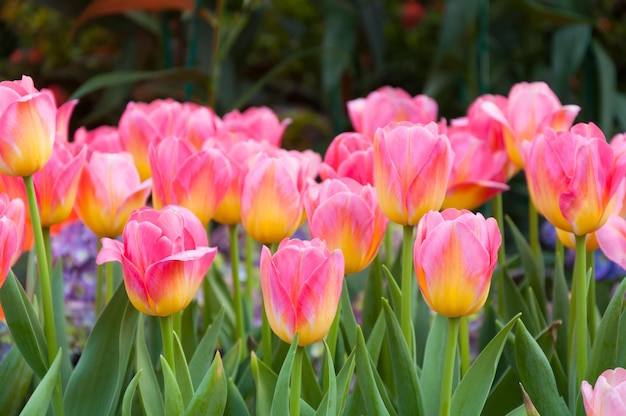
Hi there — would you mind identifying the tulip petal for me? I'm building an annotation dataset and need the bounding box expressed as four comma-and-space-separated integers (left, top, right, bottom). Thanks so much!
96, 238, 124, 264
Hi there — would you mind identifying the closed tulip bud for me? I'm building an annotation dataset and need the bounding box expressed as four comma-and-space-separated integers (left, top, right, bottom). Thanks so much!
524, 123, 626, 235
305, 178, 388, 274
374, 121, 454, 226
260, 238, 344, 346
75, 152, 152, 238
96, 205, 217, 316
581, 368, 626, 415
414, 209, 501, 317
241, 153, 307, 243
0, 76, 56, 177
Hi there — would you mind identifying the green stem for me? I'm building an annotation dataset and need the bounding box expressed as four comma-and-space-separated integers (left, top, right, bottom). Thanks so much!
245, 233, 254, 327
290, 346, 304, 416
586, 250, 597, 344
160, 315, 175, 374
172, 311, 182, 337
441, 317, 460, 416
43, 227, 53, 274
459, 316, 470, 378
573, 234, 588, 386
401, 225, 415, 351
96, 241, 104, 314
230, 224, 245, 341
24, 176, 63, 416
105, 260, 114, 303
384, 225, 394, 266
528, 201, 540, 259
493, 193, 505, 265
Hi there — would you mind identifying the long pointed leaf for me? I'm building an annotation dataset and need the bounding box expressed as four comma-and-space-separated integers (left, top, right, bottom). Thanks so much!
185, 351, 227, 416
355, 327, 391, 416
189, 308, 224, 388
270, 336, 299, 416
19, 349, 62, 416
122, 370, 142, 416
0, 346, 33, 415
136, 316, 164, 416
161, 356, 185, 416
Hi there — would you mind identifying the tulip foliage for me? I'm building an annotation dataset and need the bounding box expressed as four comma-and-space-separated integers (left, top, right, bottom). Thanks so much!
2, 75, 626, 416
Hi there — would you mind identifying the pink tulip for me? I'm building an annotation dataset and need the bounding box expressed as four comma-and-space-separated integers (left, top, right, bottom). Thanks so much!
0, 75, 56, 177
33, 142, 86, 227
260, 238, 344, 346
150, 136, 231, 226
75, 151, 152, 238
96, 205, 217, 316
581, 368, 626, 415
221, 106, 290, 147
347, 86, 438, 139
523, 123, 626, 235
442, 122, 509, 210
0, 194, 25, 286
414, 209, 501, 317
241, 153, 307, 243
319, 132, 374, 185
73, 125, 123, 156
373, 121, 454, 226
481, 81, 580, 168
184, 105, 222, 149
55, 99, 78, 143
305, 178, 388, 275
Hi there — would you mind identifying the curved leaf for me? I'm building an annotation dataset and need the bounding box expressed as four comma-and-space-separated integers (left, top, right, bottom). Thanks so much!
19, 349, 62, 416
161, 356, 185, 416
185, 351, 227, 416
122, 370, 142, 416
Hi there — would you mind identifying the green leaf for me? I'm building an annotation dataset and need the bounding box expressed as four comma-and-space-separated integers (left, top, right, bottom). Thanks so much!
586, 277, 626, 384
451, 314, 520, 415
521, 0, 593, 24
222, 339, 243, 380
514, 320, 569, 415
270, 336, 299, 416
70, 68, 210, 100
335, 349, 356, 414
51, 262, 72, 388
136, 316, 165, 416
301, 345, 323, 408
361, 258, 383, 338
0, 271, 48, 378
180, 301, 199, 360
355, 327, 392, 416
339, 279, 358, 351
434, 0, 480, 63
482, 368, 523, 415
19, 349, 62, 416
189, 308, 224, 388
251, 352, 278, 416
224, 378, 250, 416
381, 265, 402, 322
315, 342, 337, 416
173, 333, 194, 408
122, 370, 142, 416
552, 251, 570, 367
551, 24, 591, 97
321, 0, 358, 92
0, 346, 33, 415
366, 310, 386, 363
64, 284, 140, 416
506, 217, 547, 318
592, 40, 617, 133
614, 93, 626, 131
185, 351, 227, 416
420, 313, 448, 413
502, 266, 538, 335
161, 356, 185, 416
618, 309, 626, 369
382, 300, 425, 416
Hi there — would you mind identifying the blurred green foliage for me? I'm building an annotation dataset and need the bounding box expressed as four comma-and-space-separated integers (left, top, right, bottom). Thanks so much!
2, 0, 626, 145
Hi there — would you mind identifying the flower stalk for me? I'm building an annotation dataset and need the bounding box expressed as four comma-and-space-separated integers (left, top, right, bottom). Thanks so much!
441, 316, 460, 416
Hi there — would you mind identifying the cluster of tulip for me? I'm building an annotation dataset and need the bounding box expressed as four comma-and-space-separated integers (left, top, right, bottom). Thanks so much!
1, 74, 626, 415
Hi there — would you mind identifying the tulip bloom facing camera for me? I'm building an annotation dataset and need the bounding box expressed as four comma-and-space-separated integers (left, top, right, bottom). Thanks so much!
96, 206, 217, 316
260, 238, 344, 346
374, 122, 454, 226
0, 75, 57, 177
305, 178, 388, 274
581, 368, 626, 416
414, 209, 501, 317
524, 123, 626, 235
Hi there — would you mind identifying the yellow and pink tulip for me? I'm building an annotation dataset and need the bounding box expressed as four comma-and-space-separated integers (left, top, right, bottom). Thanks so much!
96, 205, 217, 316
305, 178, 388, 275
373, 121, 454, 226
260, 237, 344, 346
414, 209, 501, 317
319, 132, 374, 185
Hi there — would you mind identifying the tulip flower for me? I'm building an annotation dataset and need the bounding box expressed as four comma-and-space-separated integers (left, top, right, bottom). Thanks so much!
221, 106, 290, 147
0, 194, 25, 286
0, 75, 57, 177
241, 153, 307, 243
414, 208, 501, 317
75, 151, 152, 238
347, 86, 438, 139
33, 142, 86, 227
305, 178, 388, 275
581, 368, 626, 415
319, 132, 374, 185
442, 122, 509, 210
481, 81, 580, 168
373, 121, 454, 226
150, 136, 231, 226
73, 125, 124, 156
96, 205, 217, 316
260, 238, 344, 346
523, 123, 626, 236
